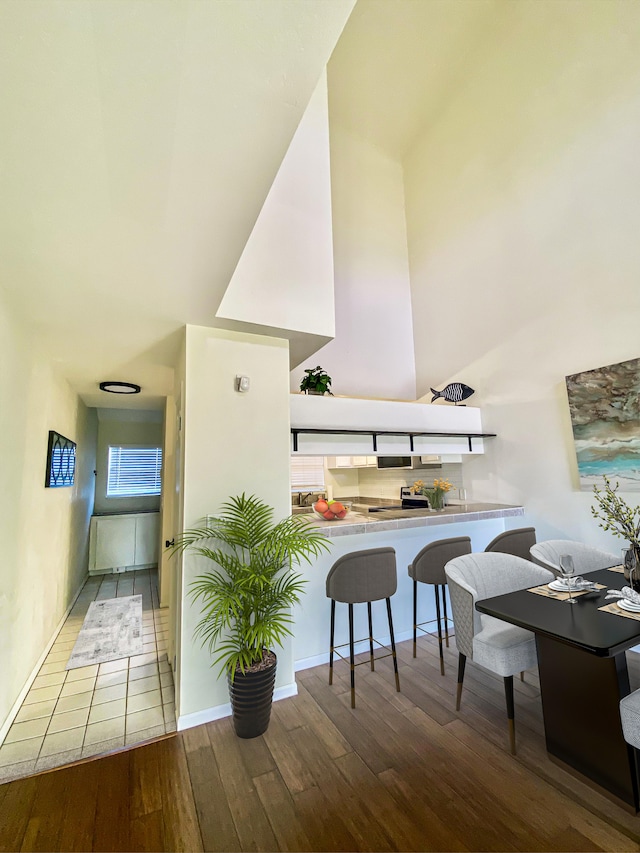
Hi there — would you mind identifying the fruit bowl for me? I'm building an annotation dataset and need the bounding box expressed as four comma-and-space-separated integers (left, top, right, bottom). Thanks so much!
312, 499, 351, 521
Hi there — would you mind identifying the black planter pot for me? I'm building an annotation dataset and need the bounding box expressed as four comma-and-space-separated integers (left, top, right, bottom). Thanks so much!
227, 654, 277, 738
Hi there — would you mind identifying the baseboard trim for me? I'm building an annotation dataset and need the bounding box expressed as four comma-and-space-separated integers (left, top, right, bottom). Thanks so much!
0, 573, 89, 744
176, 682, 298, 732
294, 629, 413, 672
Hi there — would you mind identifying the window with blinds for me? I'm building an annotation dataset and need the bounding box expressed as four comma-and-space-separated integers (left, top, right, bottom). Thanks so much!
290, 456, 325, 492
107, 446, 163, 497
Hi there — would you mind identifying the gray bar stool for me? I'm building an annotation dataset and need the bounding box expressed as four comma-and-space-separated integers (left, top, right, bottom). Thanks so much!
326, 547, 400, 708
408, 536, 472, 675
485, 527, 536, 561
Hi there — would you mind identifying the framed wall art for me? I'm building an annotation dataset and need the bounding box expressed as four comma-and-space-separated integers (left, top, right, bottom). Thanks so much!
565, 356, 640, 491
45, 430, 76, 488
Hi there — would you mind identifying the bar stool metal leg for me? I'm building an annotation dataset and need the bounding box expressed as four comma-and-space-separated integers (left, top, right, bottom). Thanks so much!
442, 585, 450, 647
367, 602, 375, 671
386, 597, 401, 693
348, 603, 356, 708
412, 579, 417, 658
329, 599, 335, 685
434, 585, 445, 676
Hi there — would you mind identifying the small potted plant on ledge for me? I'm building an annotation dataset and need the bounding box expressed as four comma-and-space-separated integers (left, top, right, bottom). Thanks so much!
300, 365, 333, 395
171, 494, 330, 738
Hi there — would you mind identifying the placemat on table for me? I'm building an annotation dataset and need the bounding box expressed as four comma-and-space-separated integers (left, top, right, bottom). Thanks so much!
528, 583, 605, 601
599, 602, 640, 622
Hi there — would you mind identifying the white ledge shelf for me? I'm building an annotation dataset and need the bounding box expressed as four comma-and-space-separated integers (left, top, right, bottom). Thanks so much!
290, 394, 494, 456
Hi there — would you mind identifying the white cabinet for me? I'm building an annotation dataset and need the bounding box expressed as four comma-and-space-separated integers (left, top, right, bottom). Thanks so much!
89, 512, 160, 575
326, 456, 377, 469
134, 513, 160, 566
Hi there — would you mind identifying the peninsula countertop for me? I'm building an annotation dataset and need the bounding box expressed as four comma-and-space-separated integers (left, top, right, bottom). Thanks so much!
299, 501, 525, 538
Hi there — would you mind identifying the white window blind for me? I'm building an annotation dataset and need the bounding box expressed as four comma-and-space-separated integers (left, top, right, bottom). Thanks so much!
107, 446, 163, 497
291, 456, 325, 491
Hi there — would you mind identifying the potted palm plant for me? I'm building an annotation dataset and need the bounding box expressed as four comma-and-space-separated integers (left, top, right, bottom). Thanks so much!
172, 494, 330, 738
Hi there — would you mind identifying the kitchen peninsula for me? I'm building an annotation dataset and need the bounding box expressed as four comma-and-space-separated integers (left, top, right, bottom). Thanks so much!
307, 500, 524, 537
292, 499, 525, 671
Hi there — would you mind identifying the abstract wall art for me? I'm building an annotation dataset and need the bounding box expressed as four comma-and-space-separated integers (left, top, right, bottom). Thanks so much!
45, 430, 76, 488
565, 356, 640, 491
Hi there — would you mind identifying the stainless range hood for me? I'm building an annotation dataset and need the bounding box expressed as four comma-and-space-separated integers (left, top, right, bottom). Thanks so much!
376, 455, 443, 470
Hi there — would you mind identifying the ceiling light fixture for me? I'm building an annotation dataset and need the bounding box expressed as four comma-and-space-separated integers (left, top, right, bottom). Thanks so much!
99, 381, 141, 395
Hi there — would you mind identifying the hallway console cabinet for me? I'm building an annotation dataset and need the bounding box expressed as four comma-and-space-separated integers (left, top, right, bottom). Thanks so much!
89, 512, 160, 575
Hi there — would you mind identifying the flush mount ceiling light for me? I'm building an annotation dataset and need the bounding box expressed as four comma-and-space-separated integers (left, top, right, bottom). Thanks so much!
99, 381, 141, 395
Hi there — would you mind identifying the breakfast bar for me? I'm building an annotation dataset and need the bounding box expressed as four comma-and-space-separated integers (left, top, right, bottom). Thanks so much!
292, 500, 525, 669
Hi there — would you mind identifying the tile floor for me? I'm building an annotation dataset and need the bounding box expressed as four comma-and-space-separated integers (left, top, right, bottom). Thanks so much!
0, 568, 175, 784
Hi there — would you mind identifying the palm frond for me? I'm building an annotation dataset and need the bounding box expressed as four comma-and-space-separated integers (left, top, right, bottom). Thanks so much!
175, 494, 331, 677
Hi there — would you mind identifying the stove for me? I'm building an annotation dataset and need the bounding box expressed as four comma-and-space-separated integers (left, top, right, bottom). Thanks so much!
367, 493, 430, 512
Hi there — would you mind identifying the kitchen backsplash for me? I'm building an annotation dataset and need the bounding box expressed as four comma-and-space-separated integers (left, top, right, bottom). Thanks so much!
325, 462, 464, 501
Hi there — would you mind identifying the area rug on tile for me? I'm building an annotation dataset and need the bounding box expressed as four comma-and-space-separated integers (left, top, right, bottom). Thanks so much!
66, 594, 144, 670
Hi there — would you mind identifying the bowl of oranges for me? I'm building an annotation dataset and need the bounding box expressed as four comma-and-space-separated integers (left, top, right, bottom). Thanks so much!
312, 498, 351, 521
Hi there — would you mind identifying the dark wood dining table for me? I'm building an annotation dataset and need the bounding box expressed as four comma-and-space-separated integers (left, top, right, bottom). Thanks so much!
475, 567, 640, 811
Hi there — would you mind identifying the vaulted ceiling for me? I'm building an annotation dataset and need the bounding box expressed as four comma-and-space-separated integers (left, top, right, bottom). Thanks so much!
0, 0, 354, 406
0, 0, 500, 409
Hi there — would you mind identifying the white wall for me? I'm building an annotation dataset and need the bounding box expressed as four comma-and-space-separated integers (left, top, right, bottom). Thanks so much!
0, 293, 97, 730
404, 0, 640, 550
290, 123, 416, 400
93, 408, 163, 514
178, 326, 293, 723
216, 71, 335, 339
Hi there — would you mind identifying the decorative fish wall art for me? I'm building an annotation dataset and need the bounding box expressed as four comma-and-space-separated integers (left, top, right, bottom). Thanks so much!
431, 383, 475, 405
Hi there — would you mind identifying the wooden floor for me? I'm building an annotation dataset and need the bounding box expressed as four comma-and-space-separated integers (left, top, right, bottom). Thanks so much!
2, 634, 640, 852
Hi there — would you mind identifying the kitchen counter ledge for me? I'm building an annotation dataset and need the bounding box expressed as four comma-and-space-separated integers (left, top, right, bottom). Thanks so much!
303, 502, 525, 539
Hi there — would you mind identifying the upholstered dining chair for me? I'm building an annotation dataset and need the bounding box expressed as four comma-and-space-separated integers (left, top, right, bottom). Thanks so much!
445, 552, 554, 754
620, 689, 640, 750
485, 527, 536, 562
530, 540, 619, 577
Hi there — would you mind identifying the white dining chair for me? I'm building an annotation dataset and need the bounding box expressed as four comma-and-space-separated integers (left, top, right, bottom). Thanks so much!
620, 689, 640, 750
530, 540, 619, 577
445, 552, 554, 754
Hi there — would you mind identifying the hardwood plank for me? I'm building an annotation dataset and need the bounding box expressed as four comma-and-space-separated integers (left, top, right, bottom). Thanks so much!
334, 750, 443, 852
182, 724, 241, 852
545, 826, 605, 852
156, 738, 203, 853
287, 724, 399, 851
205, 719, 278, 852
301, 670, 396, 775
130, 738, 163, 819
262, 711, 317, 795
3, 637, 640, 852
253, 769, 312, 852
129, 811, 165, 853
57, 762, 100, 852
377, 767, 471, 853
0, 777, 38, 853
292, 786, 359, 852
92, 749, 132, 851
234, 727, 277, 780
288, 679, 352, 760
